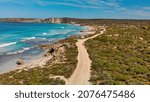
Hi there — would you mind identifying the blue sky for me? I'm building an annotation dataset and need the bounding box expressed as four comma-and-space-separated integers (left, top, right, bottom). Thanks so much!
0, 0, 150, 19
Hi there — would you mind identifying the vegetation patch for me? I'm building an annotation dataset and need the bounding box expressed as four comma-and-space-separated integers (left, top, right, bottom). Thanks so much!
85, 25, 150, 85
0, 37, 78, 85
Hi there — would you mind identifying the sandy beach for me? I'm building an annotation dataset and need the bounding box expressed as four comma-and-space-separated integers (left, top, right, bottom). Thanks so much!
0, 25, 96, 75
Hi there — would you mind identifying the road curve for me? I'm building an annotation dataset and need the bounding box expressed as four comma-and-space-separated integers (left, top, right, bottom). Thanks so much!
67, 28, 106, 85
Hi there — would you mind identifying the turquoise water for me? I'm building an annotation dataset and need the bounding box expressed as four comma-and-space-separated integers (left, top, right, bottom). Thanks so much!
0, 22, 84, 72
0, 22, 83, 55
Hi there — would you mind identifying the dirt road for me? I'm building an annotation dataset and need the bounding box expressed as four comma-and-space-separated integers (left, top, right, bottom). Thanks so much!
67, 29, 105, 85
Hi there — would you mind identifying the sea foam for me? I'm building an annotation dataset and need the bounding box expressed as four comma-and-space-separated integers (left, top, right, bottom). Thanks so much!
43, 33, 47, 35
0, 42, 17, 48
21, 37, 36, 42
22, 37, 36, 40
6, 47, 31, 55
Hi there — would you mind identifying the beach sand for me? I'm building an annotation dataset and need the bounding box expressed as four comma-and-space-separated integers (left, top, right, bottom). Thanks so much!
0, 25, 96, 75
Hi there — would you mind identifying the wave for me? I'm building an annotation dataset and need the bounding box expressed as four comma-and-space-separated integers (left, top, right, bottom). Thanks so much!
60, 27, 65, 29
43, 33, 47, 35
0, 42, 17, 48
21, 37, 36, 42
60, 29, 77, 34
23, 37, 36, 40
6, 47, 31, 55
43, 29, 77, 36
22, 36, 35, 39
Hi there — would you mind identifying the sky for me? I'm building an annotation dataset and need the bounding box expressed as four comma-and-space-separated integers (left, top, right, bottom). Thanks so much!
0, 0, 150, 19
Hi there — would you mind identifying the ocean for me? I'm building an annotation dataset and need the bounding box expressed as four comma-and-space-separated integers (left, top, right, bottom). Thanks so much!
0, 22, 84, 72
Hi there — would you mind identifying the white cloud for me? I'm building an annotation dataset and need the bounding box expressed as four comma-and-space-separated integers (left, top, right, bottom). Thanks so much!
38, 1, 100, 9
125, 9, 150, 17
0, 0, 122, 9
142, 7, 150, 10
0, 0, 149, 18
37, 0, 121, 9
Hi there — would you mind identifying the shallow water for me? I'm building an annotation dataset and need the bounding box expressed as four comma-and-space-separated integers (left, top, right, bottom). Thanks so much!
0, 22, 84, 72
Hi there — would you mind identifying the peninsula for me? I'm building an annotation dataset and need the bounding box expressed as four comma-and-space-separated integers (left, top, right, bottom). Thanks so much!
0, 18, 150, 85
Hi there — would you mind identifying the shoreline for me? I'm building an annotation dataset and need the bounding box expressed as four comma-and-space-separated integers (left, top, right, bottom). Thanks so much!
0, 25, 96, 75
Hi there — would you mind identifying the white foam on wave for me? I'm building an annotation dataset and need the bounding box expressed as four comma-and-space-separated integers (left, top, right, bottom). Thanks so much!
21, 37, 36, 42
43, 29, 76, 36
61, 27, 65, 29
23, 37, 36, 40
43, 33, 47, 35
7, 47, 31, 55
0, 42, 17, 48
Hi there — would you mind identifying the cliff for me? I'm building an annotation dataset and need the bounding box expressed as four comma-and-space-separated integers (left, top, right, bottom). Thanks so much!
0, 18, 149, 25
0, 18, 63, 23
47, 18, 62, 23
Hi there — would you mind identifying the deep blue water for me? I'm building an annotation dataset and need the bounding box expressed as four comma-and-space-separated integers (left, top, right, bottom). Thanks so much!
0, 22, 84, 72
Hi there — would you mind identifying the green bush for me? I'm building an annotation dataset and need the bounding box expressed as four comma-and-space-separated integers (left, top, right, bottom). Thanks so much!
0, 37, 77, 85
85, 25, 150, 85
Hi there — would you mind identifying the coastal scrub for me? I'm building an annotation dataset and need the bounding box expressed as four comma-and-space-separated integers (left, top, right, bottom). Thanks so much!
0, 37, 78, 85
85, 25, 150, 85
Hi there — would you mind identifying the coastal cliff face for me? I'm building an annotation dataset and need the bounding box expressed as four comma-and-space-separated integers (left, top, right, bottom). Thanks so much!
49, 18, 62, 23
1, 18, 149, 25
0, 18, 39, 23
41, 18, 63, 23
0, 18, 63, 23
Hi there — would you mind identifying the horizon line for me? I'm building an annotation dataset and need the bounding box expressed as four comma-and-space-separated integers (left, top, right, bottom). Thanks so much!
0, 17, 150, 20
